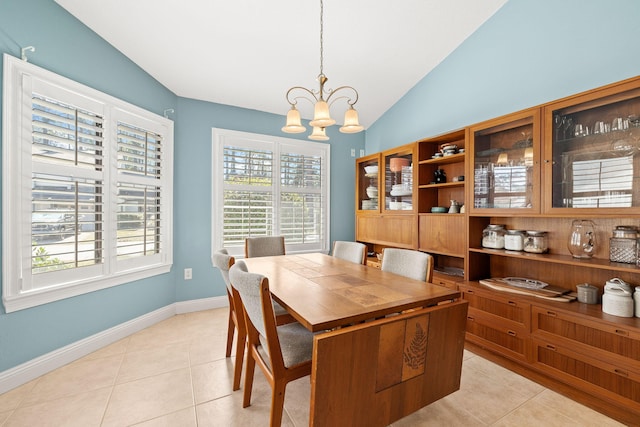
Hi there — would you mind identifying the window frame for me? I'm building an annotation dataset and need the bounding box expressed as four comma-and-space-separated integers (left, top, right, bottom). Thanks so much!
2, 54, 174, 313
211, 128, 330, 259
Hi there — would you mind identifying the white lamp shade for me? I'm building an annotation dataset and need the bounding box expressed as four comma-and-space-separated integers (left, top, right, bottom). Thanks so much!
308, 126, 329, 141
309, 100, 336, 128
339, 107, 364, 133
282, 107, 306, 133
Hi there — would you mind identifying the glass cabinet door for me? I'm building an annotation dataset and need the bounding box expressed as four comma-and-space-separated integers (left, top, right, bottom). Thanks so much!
469, 108, 541, 213
544, 79, 640, 213
356, 153, 380, 212
382, 144, 415, 212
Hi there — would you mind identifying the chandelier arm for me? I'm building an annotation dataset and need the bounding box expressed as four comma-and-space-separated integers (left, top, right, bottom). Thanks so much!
325, 85, 359, 106
285, 86, 320, 106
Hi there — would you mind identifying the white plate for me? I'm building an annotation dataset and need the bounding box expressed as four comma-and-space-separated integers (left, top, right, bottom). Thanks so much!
390, 189, 412, 197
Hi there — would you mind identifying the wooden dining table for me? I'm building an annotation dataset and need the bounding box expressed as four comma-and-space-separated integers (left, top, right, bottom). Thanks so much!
241, 252, 461, 331
242, 252, 469, 427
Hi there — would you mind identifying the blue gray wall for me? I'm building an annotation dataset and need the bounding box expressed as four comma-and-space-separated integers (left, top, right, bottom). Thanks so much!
173, 98, 362, 303
366, 0, 640, 153
1, 0, 639, 375
0, 0, 362, 373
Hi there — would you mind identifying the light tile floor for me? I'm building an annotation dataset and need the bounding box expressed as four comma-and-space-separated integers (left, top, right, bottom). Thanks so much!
0, 308, 626, 426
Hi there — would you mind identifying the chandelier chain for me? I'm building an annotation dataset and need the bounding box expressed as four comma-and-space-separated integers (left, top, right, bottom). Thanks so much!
319, 0, 324, 77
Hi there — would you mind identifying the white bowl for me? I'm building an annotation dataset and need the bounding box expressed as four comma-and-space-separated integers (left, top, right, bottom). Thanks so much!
364, 165, 378, 174
366, 187, 378, 198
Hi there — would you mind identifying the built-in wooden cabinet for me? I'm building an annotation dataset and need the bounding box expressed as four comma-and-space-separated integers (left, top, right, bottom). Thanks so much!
382, 143, 416, 213
468, 108, 541, 214
544, 78, 640, 214
355, 75, 640, 424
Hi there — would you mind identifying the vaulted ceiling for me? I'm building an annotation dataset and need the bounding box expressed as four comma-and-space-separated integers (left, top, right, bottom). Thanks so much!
55, 0, 507, 128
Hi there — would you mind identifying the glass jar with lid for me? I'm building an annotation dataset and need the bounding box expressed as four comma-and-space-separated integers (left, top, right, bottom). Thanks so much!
504, 230, 525, 251
610, 225, 638, 264
482, 224, 506, 249
524, 230, 548, 253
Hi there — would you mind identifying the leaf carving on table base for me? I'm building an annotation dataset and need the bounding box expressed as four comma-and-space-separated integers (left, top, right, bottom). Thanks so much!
403, 322, 427, 371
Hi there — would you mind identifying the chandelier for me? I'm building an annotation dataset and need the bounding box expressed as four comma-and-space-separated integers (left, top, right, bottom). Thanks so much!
281, 0, 363, 141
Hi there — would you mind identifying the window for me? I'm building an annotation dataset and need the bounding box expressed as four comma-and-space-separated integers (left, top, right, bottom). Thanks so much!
211, 128, 330, 258
2, 54, 173, 313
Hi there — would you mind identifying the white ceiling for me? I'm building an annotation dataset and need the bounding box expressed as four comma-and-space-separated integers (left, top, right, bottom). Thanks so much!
55, 0, 507, 129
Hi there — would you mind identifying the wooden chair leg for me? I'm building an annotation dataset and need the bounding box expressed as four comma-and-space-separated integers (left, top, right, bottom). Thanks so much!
270, 380, 287, 427
225, 311, 235, 357
232, 328, 246, 391
242, 349, 256, 408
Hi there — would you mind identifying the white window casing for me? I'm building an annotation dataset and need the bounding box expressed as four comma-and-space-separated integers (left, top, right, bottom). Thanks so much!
2, 54, 174, 313
211, 128, 330, 259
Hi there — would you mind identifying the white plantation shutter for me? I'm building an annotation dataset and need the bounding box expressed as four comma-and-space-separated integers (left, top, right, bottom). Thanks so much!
116, 122, 164, 263
29, 91, 107, 288
222, 145, 274, 246
2, 54, 173, 312
280, 151, 323, 244
212, 129, 330, 257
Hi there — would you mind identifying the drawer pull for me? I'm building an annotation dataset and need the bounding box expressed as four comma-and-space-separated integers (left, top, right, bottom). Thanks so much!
545, 344, 557, 351
467, 316, 475, 322
546, 311, 557, 317
466, 289, 474, 294
615, 329, 629, 336
507, 330, 517, 337
507, 300, 517, 306
614, 369, 629, 377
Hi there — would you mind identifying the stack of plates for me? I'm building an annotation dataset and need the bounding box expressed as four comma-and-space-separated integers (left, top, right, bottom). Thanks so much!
361, 200, 378, 210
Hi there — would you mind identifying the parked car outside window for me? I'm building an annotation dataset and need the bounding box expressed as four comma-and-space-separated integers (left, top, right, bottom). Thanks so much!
31, 213, 76, 240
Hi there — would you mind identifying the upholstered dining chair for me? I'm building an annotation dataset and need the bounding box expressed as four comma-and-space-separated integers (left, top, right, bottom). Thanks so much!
332, 240, 367, 265
212, 249, 294, 391
244, 236, 286, 258
229, 260, 314, 427
381, 248, 434, 282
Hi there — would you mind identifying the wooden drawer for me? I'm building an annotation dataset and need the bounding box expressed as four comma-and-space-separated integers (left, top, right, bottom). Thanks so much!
532, 305, 640, 374
459, 284, 530, 330
532, 338, 640, 411
465, 310, 529, 361
366, 257, 381, 269
432, 272, 461, 290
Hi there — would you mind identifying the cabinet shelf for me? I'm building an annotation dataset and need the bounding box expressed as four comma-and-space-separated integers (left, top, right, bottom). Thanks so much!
469, 246, 640, 273
419, 181, 464, 189
418, 152, 465, 165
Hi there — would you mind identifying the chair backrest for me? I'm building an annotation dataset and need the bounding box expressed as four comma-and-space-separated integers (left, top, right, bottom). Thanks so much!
244, 236, 286, 258
332, 241, 367, 265
230, 260, 284, 365
212, 248, 235, 293
381, 248, 434, 282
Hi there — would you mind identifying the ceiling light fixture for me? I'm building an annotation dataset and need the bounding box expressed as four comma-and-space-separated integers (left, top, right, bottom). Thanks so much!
281, 0, 363, 141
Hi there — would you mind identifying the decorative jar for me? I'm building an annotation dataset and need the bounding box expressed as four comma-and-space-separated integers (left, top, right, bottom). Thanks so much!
482, 224, 506, 249
504, 230, 525, 251
609, 225, 638, 263
524, 230, 548, 253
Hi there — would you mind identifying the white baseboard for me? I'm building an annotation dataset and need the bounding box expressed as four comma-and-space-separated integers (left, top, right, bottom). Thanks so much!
0, 296, 228, 394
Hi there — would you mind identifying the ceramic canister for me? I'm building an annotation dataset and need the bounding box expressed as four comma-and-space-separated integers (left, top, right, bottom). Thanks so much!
576, 283, 599, 304
635, 287, 640, 318
602, 282, 634, 317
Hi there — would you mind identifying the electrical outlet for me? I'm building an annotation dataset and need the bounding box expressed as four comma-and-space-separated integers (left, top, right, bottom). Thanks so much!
360, 149, 365, 157
351, 148, 356, 157
184, 268, 192, 280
